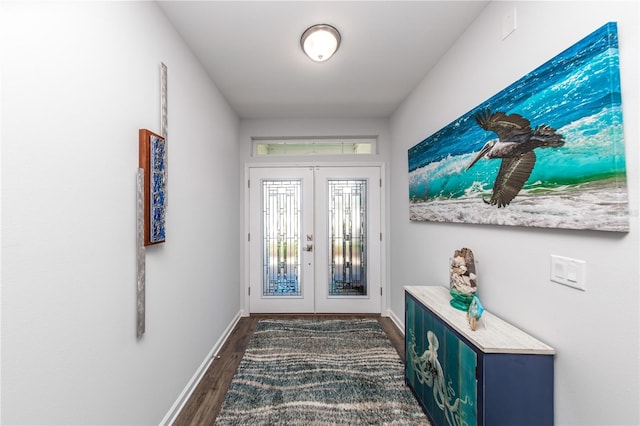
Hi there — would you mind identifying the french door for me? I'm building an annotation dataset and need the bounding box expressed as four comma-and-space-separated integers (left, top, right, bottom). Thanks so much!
248, 166, 382, 313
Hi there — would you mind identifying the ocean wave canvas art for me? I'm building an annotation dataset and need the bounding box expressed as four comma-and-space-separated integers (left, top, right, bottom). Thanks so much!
408, 22, 629, 232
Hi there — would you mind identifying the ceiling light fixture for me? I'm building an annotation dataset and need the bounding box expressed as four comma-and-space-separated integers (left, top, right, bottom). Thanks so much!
300, 24, 341, 62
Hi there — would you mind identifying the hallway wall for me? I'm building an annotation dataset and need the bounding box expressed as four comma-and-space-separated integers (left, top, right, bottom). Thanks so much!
389, 2, 639, 425
1, 2, 240, 424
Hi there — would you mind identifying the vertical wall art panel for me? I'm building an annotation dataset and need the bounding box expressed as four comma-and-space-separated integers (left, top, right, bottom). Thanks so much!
136, 168, 146, 338
160, 63, 168, 207
139, 129, 167, 245
407, 22, 629, 232
160, 63, 167, 138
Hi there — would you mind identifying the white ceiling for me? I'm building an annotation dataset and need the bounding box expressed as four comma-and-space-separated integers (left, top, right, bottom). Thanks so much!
157, 1, 488, 120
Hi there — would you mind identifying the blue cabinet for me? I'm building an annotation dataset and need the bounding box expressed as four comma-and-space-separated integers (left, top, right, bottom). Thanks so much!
405, 286, 555, 426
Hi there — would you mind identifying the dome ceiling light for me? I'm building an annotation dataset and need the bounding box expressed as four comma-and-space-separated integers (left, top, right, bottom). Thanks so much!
300, 24, 341, 62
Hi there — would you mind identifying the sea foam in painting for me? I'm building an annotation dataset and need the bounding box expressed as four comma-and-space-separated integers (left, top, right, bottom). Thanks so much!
407, 22, 629, 232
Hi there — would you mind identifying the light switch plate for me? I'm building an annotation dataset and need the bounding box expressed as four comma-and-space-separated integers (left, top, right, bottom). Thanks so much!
550, 255, 586, 291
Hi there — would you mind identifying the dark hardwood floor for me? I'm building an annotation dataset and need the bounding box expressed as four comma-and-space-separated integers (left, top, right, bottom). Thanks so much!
172, 314, 406, 426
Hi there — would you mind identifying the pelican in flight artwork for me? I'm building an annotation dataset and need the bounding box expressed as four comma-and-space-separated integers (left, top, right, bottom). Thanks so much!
466, 108, 566, 207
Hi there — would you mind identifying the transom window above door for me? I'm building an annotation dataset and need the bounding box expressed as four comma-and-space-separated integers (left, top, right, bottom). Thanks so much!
253, 137, 376, 156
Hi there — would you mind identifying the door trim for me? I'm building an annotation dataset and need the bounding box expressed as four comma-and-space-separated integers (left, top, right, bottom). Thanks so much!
242, 162, 387, 315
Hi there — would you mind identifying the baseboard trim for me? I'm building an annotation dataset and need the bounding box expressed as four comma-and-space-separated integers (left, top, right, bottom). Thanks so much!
160, 311, 242, 426
387, 308, 405, 336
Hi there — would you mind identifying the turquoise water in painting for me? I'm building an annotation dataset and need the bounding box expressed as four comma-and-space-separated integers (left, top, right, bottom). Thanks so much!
407, 22, 628, 231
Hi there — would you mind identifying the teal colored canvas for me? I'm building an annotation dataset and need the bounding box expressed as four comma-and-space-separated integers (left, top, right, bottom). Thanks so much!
407, 22, 628, 232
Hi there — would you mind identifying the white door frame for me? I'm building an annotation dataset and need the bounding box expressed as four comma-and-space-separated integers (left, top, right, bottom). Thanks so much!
242, 162, 387, 316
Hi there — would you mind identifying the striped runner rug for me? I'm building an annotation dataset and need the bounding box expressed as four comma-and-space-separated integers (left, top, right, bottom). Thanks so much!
214, 318, 430, 425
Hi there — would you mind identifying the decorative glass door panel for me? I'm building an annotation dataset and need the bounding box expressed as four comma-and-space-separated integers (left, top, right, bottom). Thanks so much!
248, 166, 381, 313
262, 180, 301, 296
328, 179, 367, 296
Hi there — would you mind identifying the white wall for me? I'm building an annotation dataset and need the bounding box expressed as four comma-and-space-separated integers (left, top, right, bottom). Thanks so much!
390, 2, 639, 425
1, 2, 240, 425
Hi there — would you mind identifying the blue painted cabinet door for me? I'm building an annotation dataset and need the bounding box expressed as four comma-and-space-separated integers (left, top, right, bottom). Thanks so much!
406, 294, 478, 426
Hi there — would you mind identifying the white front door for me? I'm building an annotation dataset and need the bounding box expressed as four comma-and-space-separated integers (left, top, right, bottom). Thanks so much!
248, 166, 382, 313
